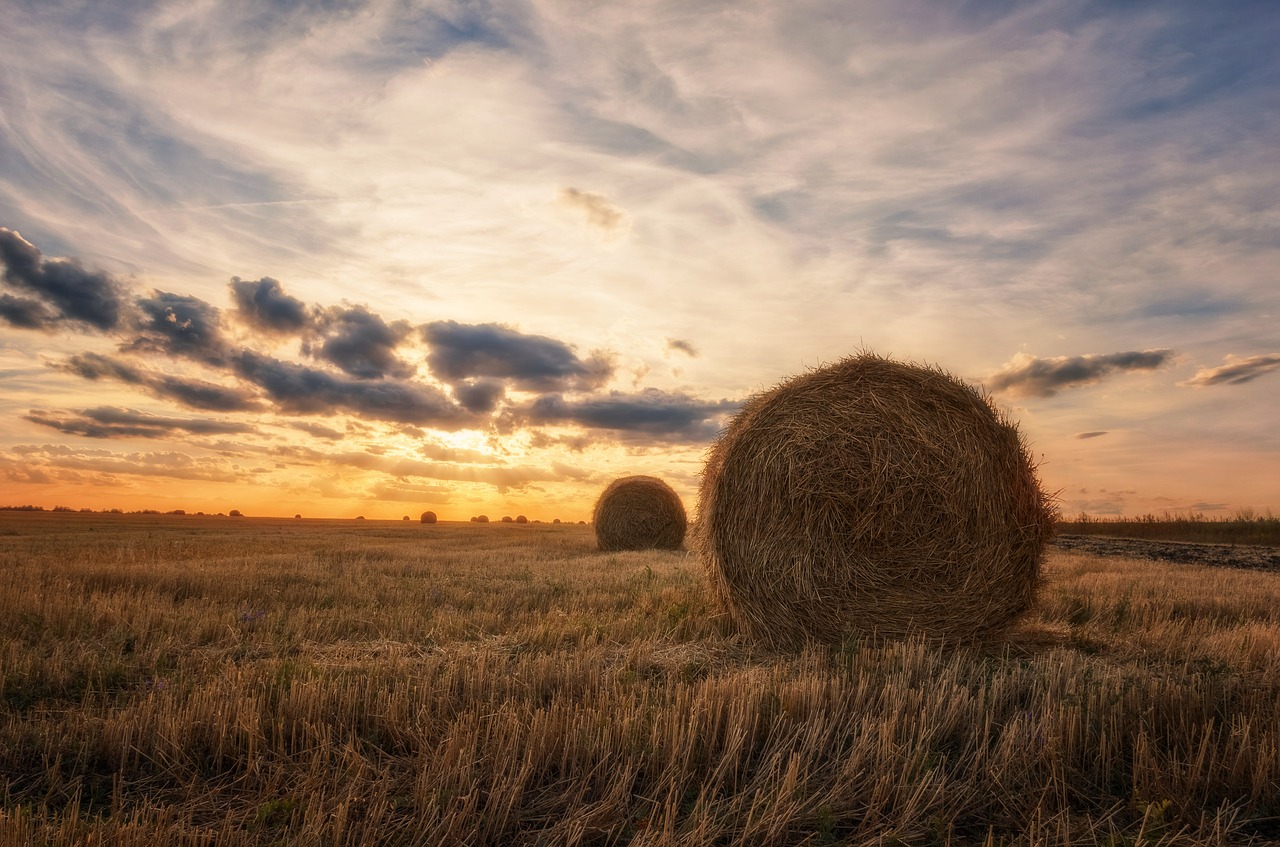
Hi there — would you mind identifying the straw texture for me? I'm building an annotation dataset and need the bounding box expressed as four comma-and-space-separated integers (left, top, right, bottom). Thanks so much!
694, 353, 1055, 646
593, 475, 688, 551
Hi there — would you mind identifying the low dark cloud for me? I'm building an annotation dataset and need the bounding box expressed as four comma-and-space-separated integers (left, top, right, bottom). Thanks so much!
287, 421, 346, 440
987, 350, 1175, 397
423, 320, 614, 391
25, 406, 257, 439
0, 293, 58, 329
1074, 431, 1109, 439
453, 379, 506, 414
62, 352, 145, 384
309, 306, 413, 379
0, 228, 126, 330
61, 353, 261, 412
1181, 353, 1280, 387
229, 276, 310, 334
518, 389, 738, 442
128, 291, 230, 363
231, 350, 474, 428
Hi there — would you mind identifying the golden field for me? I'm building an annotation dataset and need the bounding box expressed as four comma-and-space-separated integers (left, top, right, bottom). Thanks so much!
1, 512, 1278, 846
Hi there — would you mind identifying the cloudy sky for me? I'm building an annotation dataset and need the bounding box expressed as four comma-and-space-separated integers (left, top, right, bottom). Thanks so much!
1, 0, 1277, 520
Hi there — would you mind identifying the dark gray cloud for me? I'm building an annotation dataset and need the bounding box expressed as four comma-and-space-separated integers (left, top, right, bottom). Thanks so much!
0, 293, 58, 329
1182, 353, 1280, 387
231, 350, 474, 428
0, 228, 126, 330
518, 389, 738, 442
128, 291, 230, 363
309, 305, 413, 379
61, 352, 260, 412
987, 350, 1176, 397
1074, 431, 1109, 439
25, 406, 257, 439
229, 276, 310, 334
61, 352, 146, 385
453, 379, 506, 414
423, 320, 614, 391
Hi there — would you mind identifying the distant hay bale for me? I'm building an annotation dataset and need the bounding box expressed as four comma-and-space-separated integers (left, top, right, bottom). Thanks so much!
593, 475, 687, 551
356, 515, 365, 520
515, 515, 528, 524
694, 353, 1055, 647
553, 518, 561, 524
403, 515, 410, 521
229, 509, 243, 517
502, 516, 513, 523
294, 514, 302, 519
420, 511, 437, 524
475, 514, 489, 523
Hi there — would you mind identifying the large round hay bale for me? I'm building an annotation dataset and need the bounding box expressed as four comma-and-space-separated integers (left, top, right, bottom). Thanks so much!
695, 353, 1055, 646
420, 511, 436, 524
593, 475, 687, 551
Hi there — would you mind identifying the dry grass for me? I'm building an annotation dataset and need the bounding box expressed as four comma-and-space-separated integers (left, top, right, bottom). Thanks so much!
1, 512, 1278, 846
696, 354, 1056, 647
593, 476, 687, 552
1058, 513, 1280, 547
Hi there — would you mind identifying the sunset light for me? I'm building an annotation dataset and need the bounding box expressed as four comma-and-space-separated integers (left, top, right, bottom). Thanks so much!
1, 1, 1276, 520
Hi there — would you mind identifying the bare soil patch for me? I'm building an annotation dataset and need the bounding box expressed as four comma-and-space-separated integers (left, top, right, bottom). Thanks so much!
1054, 533, 1280, 572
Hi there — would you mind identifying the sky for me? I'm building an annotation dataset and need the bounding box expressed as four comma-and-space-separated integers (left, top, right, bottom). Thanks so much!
0, 0, 1277, 521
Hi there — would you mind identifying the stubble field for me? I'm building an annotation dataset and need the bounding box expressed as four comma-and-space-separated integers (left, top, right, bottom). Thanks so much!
1, 512, 1278, 846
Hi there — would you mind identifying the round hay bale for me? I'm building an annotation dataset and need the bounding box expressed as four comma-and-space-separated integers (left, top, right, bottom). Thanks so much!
420, 511, 436, 523
593, 475, 687, 551
475, 514, 489, 523
694, 353, 1055, 647
501, 515, 513, 523
515, 515, 528, 524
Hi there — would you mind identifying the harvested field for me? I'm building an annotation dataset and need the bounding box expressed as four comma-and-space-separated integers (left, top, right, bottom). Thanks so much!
1, 512, 1279, 846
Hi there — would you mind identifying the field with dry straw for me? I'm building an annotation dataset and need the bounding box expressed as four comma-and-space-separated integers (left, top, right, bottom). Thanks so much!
1, 512, 1279, 845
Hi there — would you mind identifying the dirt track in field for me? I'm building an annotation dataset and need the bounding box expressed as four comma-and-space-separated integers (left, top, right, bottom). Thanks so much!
1053, 534, 1280, 573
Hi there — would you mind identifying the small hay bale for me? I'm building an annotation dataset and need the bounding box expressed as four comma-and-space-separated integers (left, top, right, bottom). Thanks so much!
501, 516, 513, 523
475, 514, 489, 523
592, 475, 687, 551
515, 515, 528, 524
420, 511, 437, 524
694, 353, 1055, 647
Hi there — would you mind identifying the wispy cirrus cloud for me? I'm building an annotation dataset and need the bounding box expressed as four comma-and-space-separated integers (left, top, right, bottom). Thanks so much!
987, 350, 1176, 398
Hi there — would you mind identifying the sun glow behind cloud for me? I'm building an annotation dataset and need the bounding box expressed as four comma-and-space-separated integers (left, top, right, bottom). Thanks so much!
1, 0, 1278, 518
